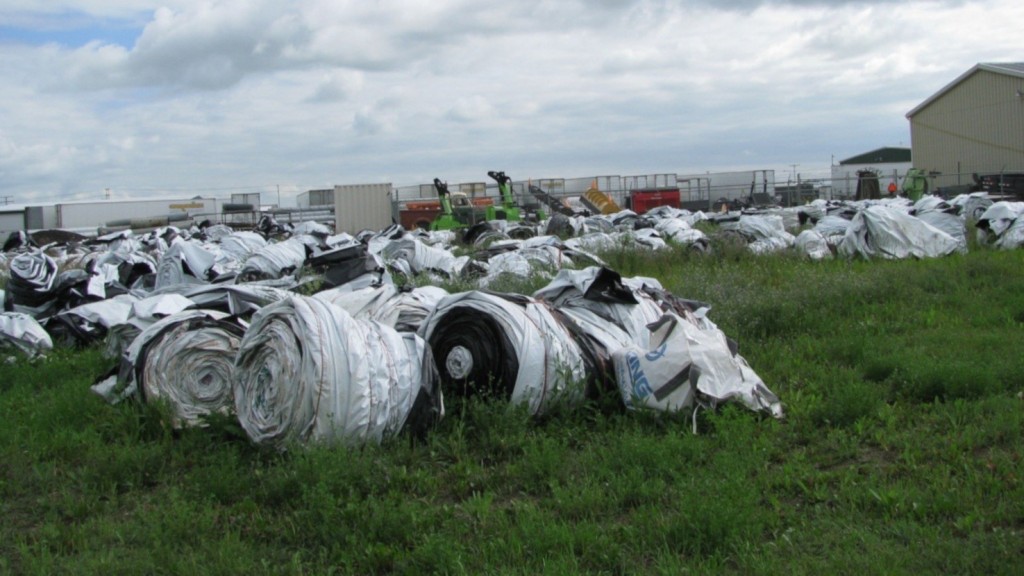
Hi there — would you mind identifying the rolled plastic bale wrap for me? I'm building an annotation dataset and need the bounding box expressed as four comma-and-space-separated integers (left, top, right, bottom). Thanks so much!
92, 310, 246, 428
5, 251, 58, 317
419, 291, 588, 415
314, 283, 448, 333
233, 295, 443, 449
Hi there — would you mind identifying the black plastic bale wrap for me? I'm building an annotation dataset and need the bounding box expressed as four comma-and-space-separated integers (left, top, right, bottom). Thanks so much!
5, 251, 58, 314
421, 291, 590, 414
426, 302, 520, 399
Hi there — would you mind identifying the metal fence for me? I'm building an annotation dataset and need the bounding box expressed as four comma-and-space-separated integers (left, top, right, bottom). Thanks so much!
825, 168, 1024, 201
391, 169, 785, 214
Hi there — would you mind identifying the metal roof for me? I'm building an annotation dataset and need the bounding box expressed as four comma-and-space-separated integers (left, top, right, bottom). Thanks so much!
839, 147, 911, 165
906, 62, 1024, 118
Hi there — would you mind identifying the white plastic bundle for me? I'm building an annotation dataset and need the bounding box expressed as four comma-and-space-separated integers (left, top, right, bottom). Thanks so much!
0, 312, 53, 357
233, 295, 441, 449
92, 310, 246, 428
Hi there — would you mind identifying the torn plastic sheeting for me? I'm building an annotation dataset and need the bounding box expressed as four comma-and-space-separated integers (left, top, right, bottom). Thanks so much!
315, 283, 449, 332
534, 267, 665, 349
91, 250, 157, 290
92, 310, 247, 429
748, 236, 792, 255
199, 224, 235, 242
838, 205, 961, 260
378, 235, 465, 278
217, 231, 268, 264
233, 295, 443, 449
47, 294, 137, 347
179, 283, 294, 316
478, 245, 572, 287
103, 293, 198, 361
720, 215, 795, 251
976, 201, 1024, 240
237, 238, 309, 282
993, 215, 1024, 249
291, 221, 333, 237
794, 230, 833, 261
564, 233, 620, 253
916, 210, 967, 253
812, 215, 853, 246
913, 195, 955, 215
0, 312, 53, 357
128, 293, 196, 327
154, 240, 219, 288
630, 228, 669, 250
420, 291, 589, 414
949, 192, 994, 222
612, 312, 783, 419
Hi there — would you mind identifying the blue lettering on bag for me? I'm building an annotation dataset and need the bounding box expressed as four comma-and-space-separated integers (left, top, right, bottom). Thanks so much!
645, 343, 667, 362
626, 352, 652, 398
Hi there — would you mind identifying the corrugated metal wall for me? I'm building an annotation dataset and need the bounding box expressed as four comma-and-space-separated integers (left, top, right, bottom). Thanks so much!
910, 69, 1024, 188
333, 183, 393, 233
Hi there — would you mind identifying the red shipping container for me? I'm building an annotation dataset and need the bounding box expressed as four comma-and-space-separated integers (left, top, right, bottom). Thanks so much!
630, 188, 680, 214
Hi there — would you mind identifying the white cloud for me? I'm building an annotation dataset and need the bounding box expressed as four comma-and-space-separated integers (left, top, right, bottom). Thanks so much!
0, 0, 1021, 203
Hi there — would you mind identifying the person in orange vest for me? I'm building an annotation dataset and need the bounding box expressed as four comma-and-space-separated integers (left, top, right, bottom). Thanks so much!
887, 181, 898, 196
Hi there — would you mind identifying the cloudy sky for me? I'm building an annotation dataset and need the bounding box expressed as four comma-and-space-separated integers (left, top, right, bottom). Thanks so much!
1, 0, 1021, 206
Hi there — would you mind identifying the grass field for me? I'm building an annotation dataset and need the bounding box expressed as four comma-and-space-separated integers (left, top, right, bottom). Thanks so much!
2, 241, 1023, 575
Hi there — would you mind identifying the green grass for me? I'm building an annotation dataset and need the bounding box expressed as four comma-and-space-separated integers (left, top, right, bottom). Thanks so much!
3, 245, 1024, 574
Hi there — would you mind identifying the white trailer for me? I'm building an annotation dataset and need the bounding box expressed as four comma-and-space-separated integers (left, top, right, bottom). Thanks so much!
53, 197, 220, 229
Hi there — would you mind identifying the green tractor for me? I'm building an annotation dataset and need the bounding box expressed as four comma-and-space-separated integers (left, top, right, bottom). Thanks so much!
429, 177, 494, 231
429, 178, 467, 231
902, 168, 929, 201
486, 170, 521, 222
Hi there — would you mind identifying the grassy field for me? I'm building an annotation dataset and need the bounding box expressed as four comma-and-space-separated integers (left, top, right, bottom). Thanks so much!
2, 241, 1023, 575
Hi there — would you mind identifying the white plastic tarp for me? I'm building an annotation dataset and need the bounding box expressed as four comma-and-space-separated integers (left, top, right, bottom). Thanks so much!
238, 238, 308, 281
154, 239, 219, 288
0, 312, 53, 356
612, 312, 783, 418
794, 229, 833, 260
838, 205, 961, 259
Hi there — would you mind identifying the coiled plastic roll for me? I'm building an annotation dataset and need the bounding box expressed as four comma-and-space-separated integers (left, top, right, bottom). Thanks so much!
420, 291, 588, 415
233, 295, 442, 449
129, 310, 246, 428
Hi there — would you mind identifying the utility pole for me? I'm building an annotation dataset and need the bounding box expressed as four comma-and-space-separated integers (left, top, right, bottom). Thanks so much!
0, 195, 12, 205
277, 184, 280, 208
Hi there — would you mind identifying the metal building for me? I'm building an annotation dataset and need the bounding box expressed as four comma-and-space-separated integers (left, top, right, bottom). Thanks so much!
297, 188, 334, 209
830, 147, 912, 199
906, 62, 1024, 190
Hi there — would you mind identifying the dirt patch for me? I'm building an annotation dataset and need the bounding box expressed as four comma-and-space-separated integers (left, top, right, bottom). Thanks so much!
30, 229, 90, 246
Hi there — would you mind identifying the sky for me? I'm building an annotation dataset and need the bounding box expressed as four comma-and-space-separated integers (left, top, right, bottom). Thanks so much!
0, 0, 1021, 206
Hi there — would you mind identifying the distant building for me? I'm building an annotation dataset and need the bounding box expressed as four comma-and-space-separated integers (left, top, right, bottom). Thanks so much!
831, 147, 912, 199
297, 188, 334, 209
906, 62, 1024, 190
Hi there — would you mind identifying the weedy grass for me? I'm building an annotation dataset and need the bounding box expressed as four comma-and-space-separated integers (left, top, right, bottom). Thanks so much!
2, 245, 1024, 574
